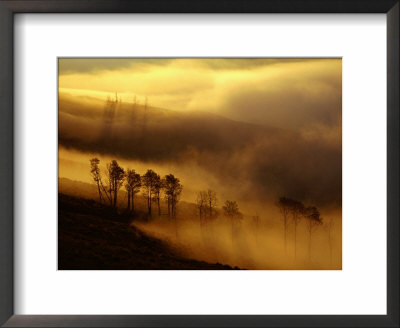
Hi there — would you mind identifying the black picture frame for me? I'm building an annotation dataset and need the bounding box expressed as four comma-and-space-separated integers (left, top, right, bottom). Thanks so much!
0, 1, 398, 327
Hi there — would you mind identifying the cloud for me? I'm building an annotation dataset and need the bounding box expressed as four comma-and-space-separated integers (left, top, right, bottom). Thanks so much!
59, 58, 341, 133
59, 58, 319, 75
58, 58, 174, 75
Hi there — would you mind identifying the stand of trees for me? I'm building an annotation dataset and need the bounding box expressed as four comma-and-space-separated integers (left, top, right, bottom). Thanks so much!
277, 197, 323, 261
196, 189, 217, 228
89, 158, 182, 218
90, 157, 124, 208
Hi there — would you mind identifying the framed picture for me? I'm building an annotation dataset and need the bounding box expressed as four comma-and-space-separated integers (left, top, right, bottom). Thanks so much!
57, 56, 342, 271
0, 1, 398, 327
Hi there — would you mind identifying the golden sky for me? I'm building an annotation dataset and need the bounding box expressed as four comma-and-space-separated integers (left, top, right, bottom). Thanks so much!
59, 58, 341, 130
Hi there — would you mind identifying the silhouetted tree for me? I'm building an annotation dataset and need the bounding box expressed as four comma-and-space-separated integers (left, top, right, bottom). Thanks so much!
196, 191, 208, 226
206, 189, 217, 219
90, 157, 103, 203
303, 206, 323, 261
288, 199, 305, 260
164, 174, 183, 218
125, 169, 141, 212
196, 189, 217, 229
125, 171, 132, 210
105, 160, 125, 208
223, 200, 242, 242
164, 174, 182, 239
277, 197, 291, 254
142, 169, 158, 216
153, 174, 163, 216
223, 200, 240, 217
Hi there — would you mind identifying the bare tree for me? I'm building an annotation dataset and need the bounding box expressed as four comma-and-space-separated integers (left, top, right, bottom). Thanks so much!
142, 169, 158, 216
303, 206, 323, 261
196, 189, 217, 228
223, 200, 242, 242
196, 191, 208, 227
206, 189, 217, 219
125, 169, 141, 212
104, 162, 114, 206
90, 157, 103, 203
105, 160, 125, 208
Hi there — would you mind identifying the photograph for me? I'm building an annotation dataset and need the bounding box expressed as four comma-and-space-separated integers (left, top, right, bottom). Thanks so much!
58, 58, 342, 270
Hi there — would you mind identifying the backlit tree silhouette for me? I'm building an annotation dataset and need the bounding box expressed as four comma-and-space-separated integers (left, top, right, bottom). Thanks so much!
125, 169, 141, 212
105, 160, 125, 208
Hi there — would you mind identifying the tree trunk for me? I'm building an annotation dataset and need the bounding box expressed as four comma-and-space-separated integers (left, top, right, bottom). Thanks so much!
127, 190, 131, 210
97, 183, 102, 203
172, 196, 176, 218
174, 216, 178, 239
148, 191, 152, 215
284, 215, 287, 254
329, 238, 332, 265
294, 221, 297, 260
157, 193, 161, 216
131, 193, 135, 212
308, 227, 312, 262
199, 207, 202, 226
109, 180, 113, 207
231, 217, 234, 245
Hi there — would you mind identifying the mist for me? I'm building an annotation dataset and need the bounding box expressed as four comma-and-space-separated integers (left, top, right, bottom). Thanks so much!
131, 198, 342, 269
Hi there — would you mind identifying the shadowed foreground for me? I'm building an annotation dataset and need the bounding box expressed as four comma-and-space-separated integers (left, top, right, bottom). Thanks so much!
58, 193, 234, 270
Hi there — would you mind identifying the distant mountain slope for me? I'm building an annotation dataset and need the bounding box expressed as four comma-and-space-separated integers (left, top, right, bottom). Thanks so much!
58, 193, 234, 270
59, 177, 98, 199
59, 94, 283, 162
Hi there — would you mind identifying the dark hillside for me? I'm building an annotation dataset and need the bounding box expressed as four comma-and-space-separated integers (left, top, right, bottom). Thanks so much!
58, 193, 234, 270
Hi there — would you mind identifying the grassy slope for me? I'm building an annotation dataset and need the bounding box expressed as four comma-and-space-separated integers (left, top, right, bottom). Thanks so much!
58, 193, 233, 270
